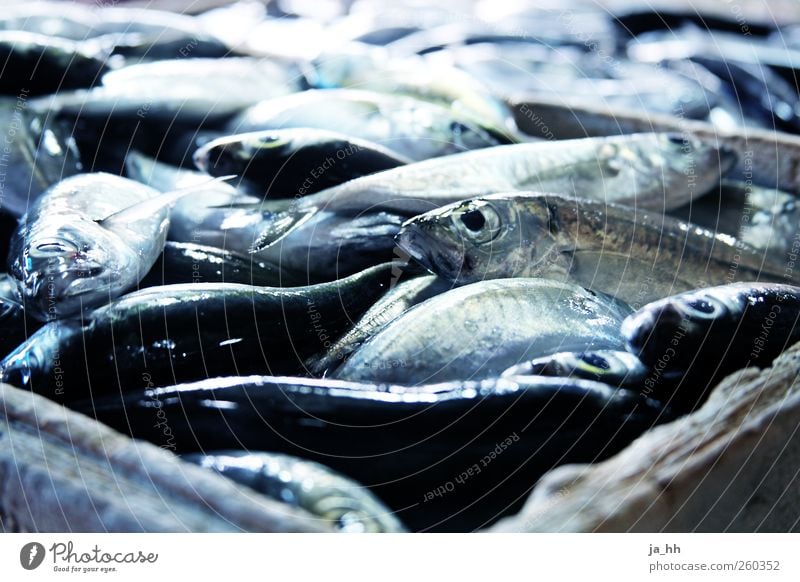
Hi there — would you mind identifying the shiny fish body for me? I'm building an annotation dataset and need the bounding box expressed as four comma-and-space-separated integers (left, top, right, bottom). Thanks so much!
124, 152, 268, 254
397, 193, 787, 305
333, 278, 632, 384
0, 263, 395, 401
139, 241, 309, 289
194, 128, 411, 197
0, 31, 110, 95
294, 132, 735, 218
623, 283, 800, 376
74, 374, 669, 531
248, 133, 735, 271
0, 97, 83, 217
434, 42, 713, 119
8, 173, 167, 320
305, 46, 516, 134
184, 451, 406, 532
307, 274, 453, 375
36, 58, 300, 125
227, 89, 513, 162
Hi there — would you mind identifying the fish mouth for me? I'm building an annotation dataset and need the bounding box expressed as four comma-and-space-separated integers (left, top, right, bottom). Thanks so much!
395, 224, 464, 277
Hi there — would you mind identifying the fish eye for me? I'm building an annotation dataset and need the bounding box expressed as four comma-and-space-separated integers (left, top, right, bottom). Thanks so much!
579, 352, 610, 370
666, 134, 688, 148
685, 298, 715, 313
29, 239, 78, 258
453, 201, 502, 244
460, 209, 485, 231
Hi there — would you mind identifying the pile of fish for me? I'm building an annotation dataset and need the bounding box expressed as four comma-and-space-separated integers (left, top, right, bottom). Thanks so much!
0, 0, 799, 532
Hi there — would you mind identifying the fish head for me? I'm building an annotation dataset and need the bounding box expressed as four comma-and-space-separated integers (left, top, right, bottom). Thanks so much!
11, 218, 141, 320
602, 134, 737, 204
395, 194, 561, 283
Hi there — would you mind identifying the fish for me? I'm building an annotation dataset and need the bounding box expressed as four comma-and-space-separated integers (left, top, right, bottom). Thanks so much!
0, 31, 111, 95
127, 152, 400, 281
183, 451, 406, 532
0, 294, 32, 360
628, 27, 800, 132
305, 45, 517, 133
72, 373, 670, 531
307, 273, 453, 375
0, 1, 97, 41
7, 173, 175, 320
0, 98, 83, 217
332, 278, 632, 384
252, 132, 736, 255
396, 192, 788, 305
194, 128, 411, 197
139, 241, 309, 289
0, 379, 325, 533
501, 350, 650, 390
0, 2, 230, 60
34, 57, 300, 126
0, 262, 395, 401
430, 42, 714, 119
670, 180, 800, 264
623, 283, 800, 377
244, 133, 731, 281
226, 89, 514, 162
124, 151, 269, 253
86, 6, 231, 60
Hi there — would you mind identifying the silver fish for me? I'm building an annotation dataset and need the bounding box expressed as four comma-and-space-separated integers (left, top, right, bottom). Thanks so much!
251, 132, 736, 256
671, 179, 800, 264
0, 97, 83, 217
125, 151, 266, 253
227, 89, 514, 162
184, 451, 406, 533
332, 278, 632, 384
307, 274, 453, 374
306, 44, 516, 134
396, 192, 788, 305
34, 58, 299, 125
8, 173, 172, 320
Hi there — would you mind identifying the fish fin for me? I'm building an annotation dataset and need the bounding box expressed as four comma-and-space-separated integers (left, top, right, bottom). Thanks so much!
98, 175, 236, 227
249, 208, 318, 253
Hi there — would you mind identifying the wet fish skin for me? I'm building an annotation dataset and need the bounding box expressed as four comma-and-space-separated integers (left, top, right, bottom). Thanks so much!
227, 89, 514, 162
73, 374, 670, 532
0, 263, 395, 402
0, 31, 110, 95
436, 42, 714, 119
397, 192, 786, 304
670, 180, 800, 264
35, 57, 300, 126
501, 350, 650, 390
305, 46, 516, 134
307, 274, 453, 375
623, 283, 800, 375
139, 241, 308, 289
8, 173, 168, 320
184, 451, 406, 532
0, 99, 83, 217
332, 278, 632, 384
89, 6, 232, 60
272, 132, 736, 236
248, 132, 736, 269
124, 151, 270, 255
194, 129, 410, 197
